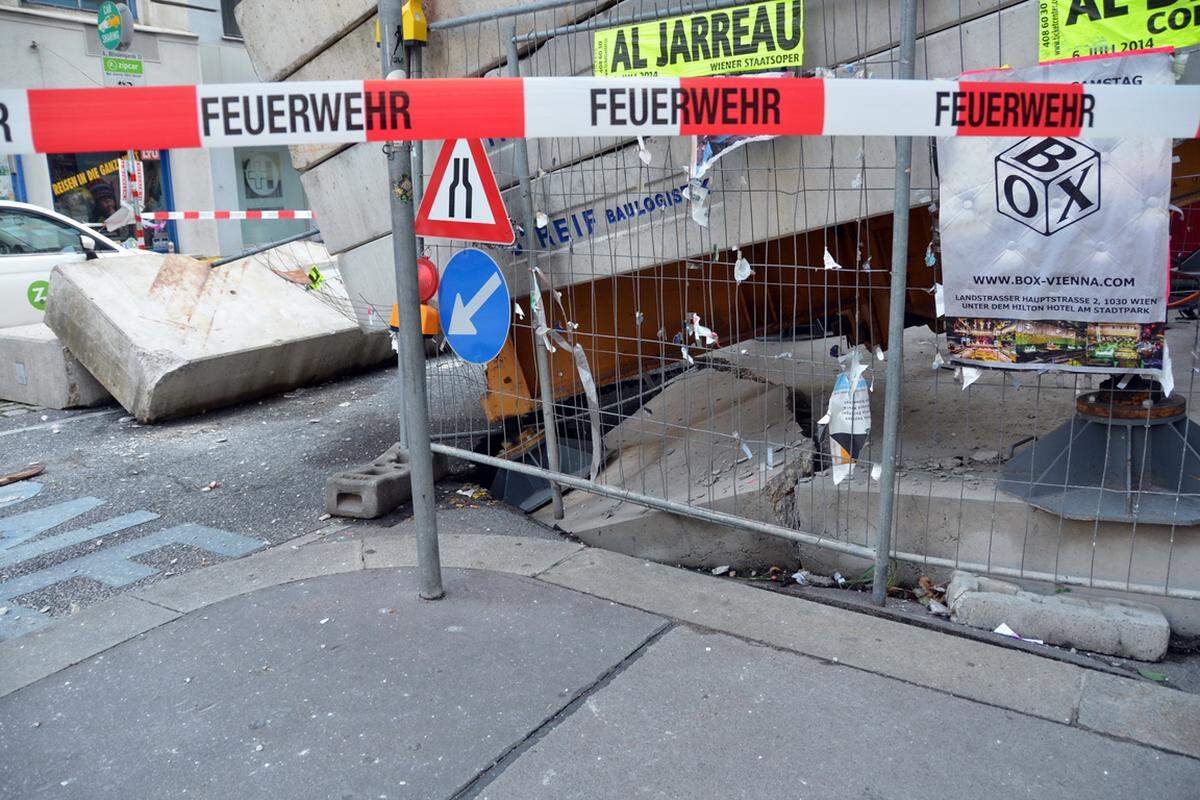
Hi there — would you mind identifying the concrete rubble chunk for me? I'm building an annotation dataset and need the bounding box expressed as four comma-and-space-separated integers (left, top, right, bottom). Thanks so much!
946, 570, 1171, 661
44, 254, 392, 423
0, 324, 111, 409
538, 368, 812, 569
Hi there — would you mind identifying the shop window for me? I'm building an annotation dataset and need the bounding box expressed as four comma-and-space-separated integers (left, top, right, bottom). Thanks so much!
0, 158, 18, 202
235, 145, 311, 247
47, 151, 165, 245
221, 0, 242, 38
25, 1, 138, 18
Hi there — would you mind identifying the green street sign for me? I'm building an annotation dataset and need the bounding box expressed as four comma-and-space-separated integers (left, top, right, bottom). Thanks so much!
97, 2, 134, 52
27, 280, 49, 312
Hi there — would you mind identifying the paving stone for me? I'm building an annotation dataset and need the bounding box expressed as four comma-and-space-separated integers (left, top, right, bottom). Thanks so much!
0, 569, 665, 800
0, 595, 177, 698
480, 627, 1200, 799
539, 548, 1086, 724
1078, 671, 1200, 759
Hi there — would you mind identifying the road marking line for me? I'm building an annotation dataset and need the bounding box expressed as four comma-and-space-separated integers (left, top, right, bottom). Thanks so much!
0, 498, 105, 549
0, 482, 42, 509
0, 408, 123, 439
0, 511, 159, 569
0, 523, 266, 640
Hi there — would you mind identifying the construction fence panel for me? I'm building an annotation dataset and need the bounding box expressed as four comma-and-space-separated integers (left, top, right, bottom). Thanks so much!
414, 0, 1200, 604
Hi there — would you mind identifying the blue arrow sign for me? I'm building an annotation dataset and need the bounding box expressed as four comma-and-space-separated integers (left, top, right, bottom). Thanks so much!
438, 248, 511, 364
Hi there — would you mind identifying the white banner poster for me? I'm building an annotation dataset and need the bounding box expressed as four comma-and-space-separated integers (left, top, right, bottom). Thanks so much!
938, 52, 1172, 374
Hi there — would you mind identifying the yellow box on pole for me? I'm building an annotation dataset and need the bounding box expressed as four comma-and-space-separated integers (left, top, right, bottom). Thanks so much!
402, 0, 427, 45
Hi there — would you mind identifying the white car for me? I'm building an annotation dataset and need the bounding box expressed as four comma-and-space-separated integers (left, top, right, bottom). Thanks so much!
0, 200, 134, 329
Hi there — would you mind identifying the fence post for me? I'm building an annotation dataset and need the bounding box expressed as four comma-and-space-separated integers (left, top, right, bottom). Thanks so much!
872, 0, 919, 607
380, 0, 444, 600
504, 20, 566, 520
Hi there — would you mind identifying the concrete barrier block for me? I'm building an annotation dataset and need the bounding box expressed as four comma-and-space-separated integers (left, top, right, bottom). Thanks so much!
287, 16, 381, 172
235, 0, 374, 82
325, 462, 414, 519
300, 143, 389, 255
325, 444, 451, 518
948, 572, 1171, 661
44, 254, 393, 423
0, 324, 111, 409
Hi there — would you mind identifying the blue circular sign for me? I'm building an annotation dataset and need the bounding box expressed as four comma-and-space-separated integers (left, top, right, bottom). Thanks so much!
438, 248, 511, 364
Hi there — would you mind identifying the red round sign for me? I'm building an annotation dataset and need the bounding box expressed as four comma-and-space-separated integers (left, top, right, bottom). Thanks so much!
417, 256, 439, 303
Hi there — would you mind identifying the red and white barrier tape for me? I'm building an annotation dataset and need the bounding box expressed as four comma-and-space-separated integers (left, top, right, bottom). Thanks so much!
142, 210, 315, 221
2, 77, 1198, 154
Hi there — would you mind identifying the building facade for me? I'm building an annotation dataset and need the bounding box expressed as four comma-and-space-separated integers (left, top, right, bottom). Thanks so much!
0, 0, 309, 255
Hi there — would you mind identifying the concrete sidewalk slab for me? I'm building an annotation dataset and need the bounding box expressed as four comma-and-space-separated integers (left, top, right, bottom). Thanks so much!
2, 530, 1195, 768
540, 547, 1087, 725
0, 595, 178, 699
0, 569, 666, 800
480, 627, 1200, 799
1078, 671, 1200, 759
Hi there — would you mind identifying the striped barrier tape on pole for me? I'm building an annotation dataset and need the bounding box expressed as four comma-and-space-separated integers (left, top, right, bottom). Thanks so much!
1, 77, 1198, 154
141, 210, 316, 221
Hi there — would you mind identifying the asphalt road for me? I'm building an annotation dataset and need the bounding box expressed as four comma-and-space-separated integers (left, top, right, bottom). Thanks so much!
0, 365, 554, 640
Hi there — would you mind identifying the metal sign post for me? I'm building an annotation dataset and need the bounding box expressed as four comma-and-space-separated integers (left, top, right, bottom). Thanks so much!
505, 20, 566, 520
872, 0, 919, 607
380, 0, 443, 600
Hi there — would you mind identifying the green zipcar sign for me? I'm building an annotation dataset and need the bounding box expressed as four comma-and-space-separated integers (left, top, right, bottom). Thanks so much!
103, 53, 143, 79
27, 280, 49, 311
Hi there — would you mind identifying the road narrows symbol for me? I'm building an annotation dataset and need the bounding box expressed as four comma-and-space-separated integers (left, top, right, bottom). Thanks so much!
448, 157, 473, 219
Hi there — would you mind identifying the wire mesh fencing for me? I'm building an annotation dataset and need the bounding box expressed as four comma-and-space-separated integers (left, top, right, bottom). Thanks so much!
401, 0, 1200, 602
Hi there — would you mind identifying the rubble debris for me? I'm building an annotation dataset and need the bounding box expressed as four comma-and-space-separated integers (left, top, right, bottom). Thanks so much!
711, 565, 731, 576
456, 485, 488, 500
544, 368, 811, 566
928, 600, 951, 617
791, 569, 835, 588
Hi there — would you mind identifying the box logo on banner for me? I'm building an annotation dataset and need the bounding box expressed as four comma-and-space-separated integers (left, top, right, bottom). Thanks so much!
995, 137, 1101, 235
937, 52, 1172, 375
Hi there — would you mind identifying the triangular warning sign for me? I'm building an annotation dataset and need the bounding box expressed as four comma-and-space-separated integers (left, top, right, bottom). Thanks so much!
415, 139, 514, 245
